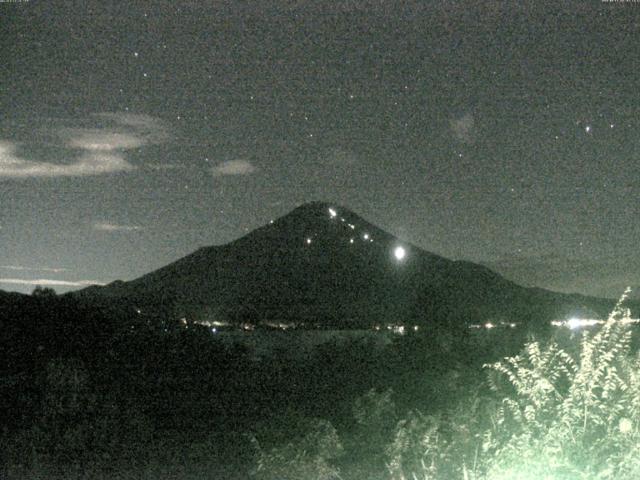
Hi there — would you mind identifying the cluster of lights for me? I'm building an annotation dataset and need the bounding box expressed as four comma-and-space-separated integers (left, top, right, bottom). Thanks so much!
468, 316, 640, 332
330, 208, 380, 248
264, 321, 296, 330
469, 321, 517, 329
371, 324, 419, 334
194, 319, 229, 328
279, 206, 407, 264
392, 325, 405, 335
551, 316, 640, 330
300, 207, 379, 247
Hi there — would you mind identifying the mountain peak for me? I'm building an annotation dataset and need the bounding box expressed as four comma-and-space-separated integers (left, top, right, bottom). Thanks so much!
74, 201, 621, 328
283, 201, 352, 222
255, 201, 391, 250
291, 200, 337, 211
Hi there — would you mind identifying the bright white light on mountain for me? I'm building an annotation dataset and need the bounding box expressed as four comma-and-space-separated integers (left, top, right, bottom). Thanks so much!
350, 238, 354, 244
306, 238, 312, 245
485, 322, 494, 329
394, 246, 406, 261
328, 208, 337, 218
349, 224, 355, 229
363, 233, 370, 240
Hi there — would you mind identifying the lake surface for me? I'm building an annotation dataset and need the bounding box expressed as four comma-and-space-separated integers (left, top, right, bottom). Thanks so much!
209, 329, 394, 359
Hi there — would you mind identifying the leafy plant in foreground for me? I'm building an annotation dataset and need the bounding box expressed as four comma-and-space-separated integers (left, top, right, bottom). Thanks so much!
483, 288, 640, 479
250, 418, 344, 480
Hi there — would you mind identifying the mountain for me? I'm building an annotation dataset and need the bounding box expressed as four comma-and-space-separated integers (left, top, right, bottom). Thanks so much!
75, 201, 618, 328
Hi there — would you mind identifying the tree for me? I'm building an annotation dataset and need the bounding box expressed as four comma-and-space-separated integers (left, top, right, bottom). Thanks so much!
31, 286, 57, 299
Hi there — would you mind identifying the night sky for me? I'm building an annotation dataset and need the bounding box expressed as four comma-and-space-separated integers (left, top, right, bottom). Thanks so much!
1, 1, 639, 298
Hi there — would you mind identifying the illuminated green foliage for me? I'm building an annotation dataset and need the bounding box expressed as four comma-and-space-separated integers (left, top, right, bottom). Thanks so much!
250, 419, 343, 480
483, 288, 640, 479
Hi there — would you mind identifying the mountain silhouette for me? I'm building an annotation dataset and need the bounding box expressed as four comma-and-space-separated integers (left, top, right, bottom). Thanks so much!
75, 201, 617, 328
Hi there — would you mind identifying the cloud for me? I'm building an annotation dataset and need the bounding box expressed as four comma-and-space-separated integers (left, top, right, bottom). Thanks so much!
64, 131, 146, 151
0, 142, 134, 178
1, 265, 67, 273
0, 112, 169, 179
0, 141, 134, 178
97, 112, 167, 134
0, 278, 105, 287
93, 222, 142, 232
62, 112, 169, 150
211, 159, 256, 177
450, 112, 476, 144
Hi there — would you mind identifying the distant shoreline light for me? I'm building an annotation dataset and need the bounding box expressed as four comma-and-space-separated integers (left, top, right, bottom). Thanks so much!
550, 317, 640, 329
